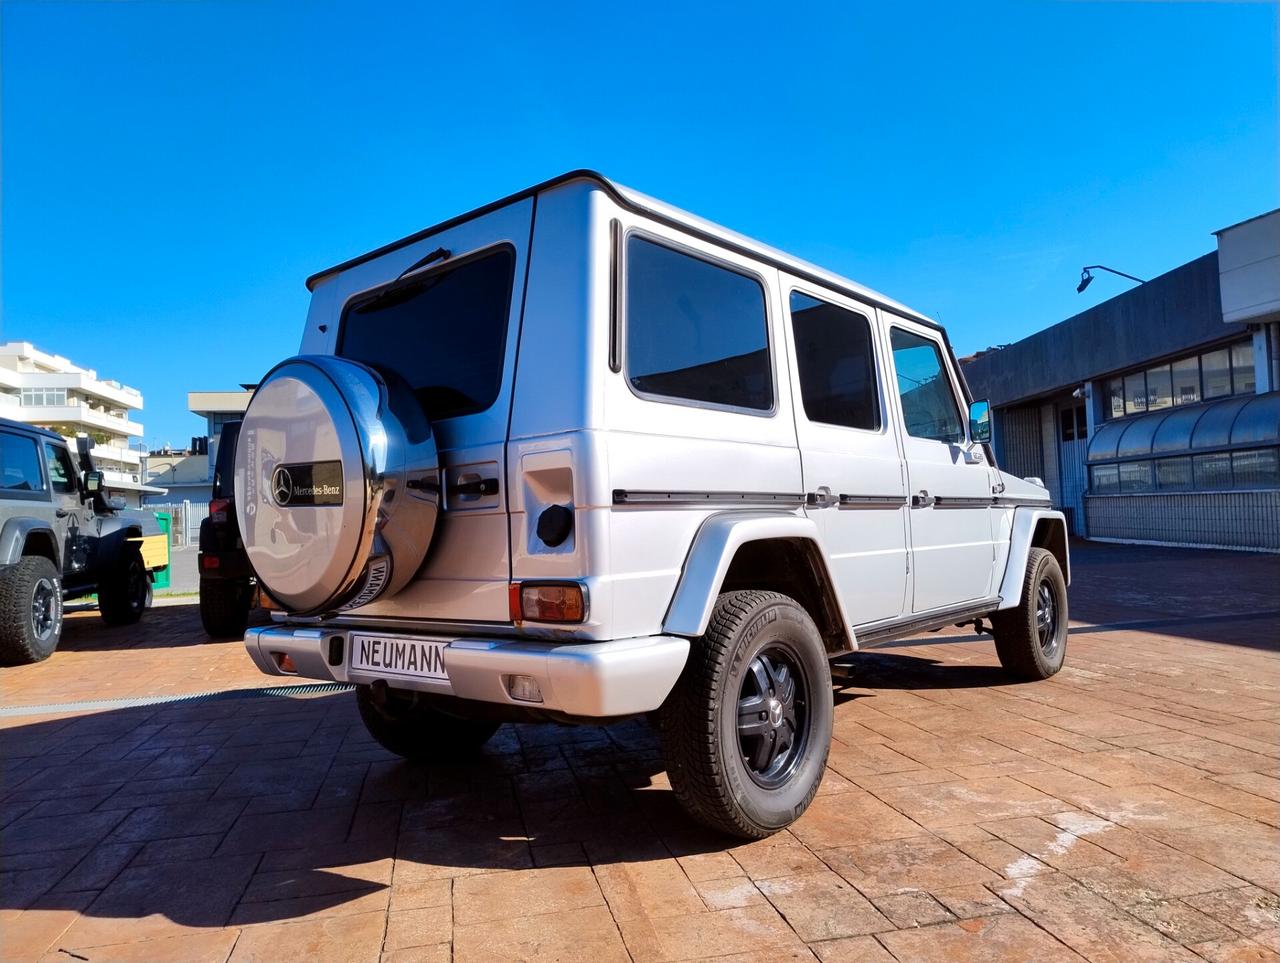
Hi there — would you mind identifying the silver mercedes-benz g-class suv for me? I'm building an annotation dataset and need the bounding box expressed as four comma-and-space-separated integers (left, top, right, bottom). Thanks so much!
236, 171, 1069, 838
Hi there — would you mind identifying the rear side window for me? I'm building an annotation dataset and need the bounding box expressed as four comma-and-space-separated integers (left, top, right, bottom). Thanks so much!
790, 292, 880, 430
338, 247, 516, 420
890, 328, 964, 443
213, 421, 241, 500
0, 432, 46, 496
44, 443, 77, 494
626, 236, 771, 412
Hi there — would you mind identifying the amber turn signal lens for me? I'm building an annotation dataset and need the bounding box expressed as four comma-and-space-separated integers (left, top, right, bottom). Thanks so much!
518, 583, 586, 623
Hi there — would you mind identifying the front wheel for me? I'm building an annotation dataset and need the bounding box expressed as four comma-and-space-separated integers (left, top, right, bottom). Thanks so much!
657, 590, 833, 839
355, 684, 500, 762
98, 547, 151, 627
0, 556, 64, 665
991, 547, 1068, 681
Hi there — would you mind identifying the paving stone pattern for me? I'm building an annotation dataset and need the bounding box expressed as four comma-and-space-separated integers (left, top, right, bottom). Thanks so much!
0, 541, 1277, 962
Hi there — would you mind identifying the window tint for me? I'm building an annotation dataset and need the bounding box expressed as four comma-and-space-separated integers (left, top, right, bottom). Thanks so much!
1124, 372, 1147, 415
890, 329, 964, 443
1145, 364, 1172, 411
44, 443, 76, 494
626, 237, 771, 411
789, 293, 880, 430
1171, 357, 1200, 406
1105, 378, 1125, 419
0, 432, 46, 494
1118, 460, 1151, 492
1090, 464, 1119, 494
1232, 342, 1256, 395
1202, 348, 1232, 399
338, 248, 516, 420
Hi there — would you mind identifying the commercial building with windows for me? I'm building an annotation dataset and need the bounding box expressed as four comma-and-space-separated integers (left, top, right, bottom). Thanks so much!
0, 341, 166, 506
962, 210, 1280, 552
143, 387, 253, 505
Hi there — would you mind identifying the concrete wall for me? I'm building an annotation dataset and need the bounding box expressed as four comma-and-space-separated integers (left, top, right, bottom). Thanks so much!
964, 253, 1247, 408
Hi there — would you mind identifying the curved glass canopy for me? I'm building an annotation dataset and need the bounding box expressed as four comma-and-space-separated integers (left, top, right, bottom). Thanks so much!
1088, 390, 1280, 463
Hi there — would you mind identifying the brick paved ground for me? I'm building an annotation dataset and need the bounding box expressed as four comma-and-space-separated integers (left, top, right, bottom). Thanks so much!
1, 541, 1277, 962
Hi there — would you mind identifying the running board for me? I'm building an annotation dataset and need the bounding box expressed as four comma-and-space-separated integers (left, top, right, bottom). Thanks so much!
852, 597, 1000, 649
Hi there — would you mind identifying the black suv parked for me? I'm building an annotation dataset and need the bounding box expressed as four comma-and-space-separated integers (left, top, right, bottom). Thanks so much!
0, 419, 165, 664
198, 420, 256, 637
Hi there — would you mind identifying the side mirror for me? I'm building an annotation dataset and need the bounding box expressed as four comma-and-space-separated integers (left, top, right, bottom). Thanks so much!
968, 399, 992, 445
83, 470, 104, 494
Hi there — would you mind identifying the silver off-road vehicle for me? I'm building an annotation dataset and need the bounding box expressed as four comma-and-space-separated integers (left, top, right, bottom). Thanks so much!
0, 419, 165, 664
236, 171, 1069, 837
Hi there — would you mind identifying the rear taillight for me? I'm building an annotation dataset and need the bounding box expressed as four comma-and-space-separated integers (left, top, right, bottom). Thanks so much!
209, 498, 231, 524
511, 581, 587, 623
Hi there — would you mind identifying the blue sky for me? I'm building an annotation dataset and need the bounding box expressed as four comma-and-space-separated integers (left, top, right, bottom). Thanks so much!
2, 0, 1276, 448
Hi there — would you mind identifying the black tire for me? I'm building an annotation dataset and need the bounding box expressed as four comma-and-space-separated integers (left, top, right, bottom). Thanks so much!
98, 547, 151, 627
991, 548, 1068, 681
200, 578, 253, 639
657, 590, 833, 839
355, 684, 500, 762
0, 556, 64, 666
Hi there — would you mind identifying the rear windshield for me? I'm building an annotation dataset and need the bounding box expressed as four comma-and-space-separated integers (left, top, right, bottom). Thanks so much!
337, 247, 516, 420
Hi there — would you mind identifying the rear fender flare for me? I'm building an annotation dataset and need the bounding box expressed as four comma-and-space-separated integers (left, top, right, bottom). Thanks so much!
662, 511, 855, 650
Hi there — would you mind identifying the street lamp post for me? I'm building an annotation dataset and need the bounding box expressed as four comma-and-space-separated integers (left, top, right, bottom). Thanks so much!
1077, 265, 1147, 294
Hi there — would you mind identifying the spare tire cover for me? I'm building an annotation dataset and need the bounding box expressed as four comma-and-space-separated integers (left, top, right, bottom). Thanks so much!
235, 355, 440, 616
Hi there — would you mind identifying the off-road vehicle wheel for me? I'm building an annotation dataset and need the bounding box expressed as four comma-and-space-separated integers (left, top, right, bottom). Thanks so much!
991, 547, 1068, 681
200, 579, 253, 639
0, 556, 64, 666
355, 684, 500, 762
657, 590, 833, 839
98, 546, 151, 627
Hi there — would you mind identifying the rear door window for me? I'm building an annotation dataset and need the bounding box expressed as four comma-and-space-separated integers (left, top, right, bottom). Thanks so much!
790, 292, 880, 430
625, 236, 772, 412
0, 432, 47, 496
338, 247, 516, 420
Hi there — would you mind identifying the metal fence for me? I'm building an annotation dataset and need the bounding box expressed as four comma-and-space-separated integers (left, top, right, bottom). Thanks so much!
1085, 489, 1280, 552
143, 501, 209, 547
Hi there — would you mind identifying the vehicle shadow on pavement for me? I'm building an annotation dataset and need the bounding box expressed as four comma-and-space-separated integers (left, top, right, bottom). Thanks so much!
832, 650, 1015, 695
0, 688, 729, 934
54, 604, 273, 653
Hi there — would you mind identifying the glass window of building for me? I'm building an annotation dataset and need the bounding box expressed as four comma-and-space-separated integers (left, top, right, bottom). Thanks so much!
1118, 460, 1151, 492
1155, 457, 1193, 490
1145, 364, 1172, 411
1060, 408, 1076, 442
1194, 452, 1232, 488
1202, 348, 1232, 399
1105, 378, 1125, 419
1123, 372, 1147, 415
1171, 357, 1201, 406
1232, 448, 1278, 487
1090, 464, 1119, 494
1231, 342, 1256, 395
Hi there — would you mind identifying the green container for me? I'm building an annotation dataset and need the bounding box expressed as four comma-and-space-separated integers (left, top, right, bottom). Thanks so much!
152, 512, 172, 590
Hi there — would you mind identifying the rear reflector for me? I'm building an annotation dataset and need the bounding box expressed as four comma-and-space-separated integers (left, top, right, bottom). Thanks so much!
517, 582, 586, 623
272, 652, 297, 673
208, 498, 231, 524
201, 555, 220, 570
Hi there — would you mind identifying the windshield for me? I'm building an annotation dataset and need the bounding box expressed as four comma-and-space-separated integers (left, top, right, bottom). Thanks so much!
337, 246, 516, 420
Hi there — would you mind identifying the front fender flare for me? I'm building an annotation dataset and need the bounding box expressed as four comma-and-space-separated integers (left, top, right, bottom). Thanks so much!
996, 507, 1070, 609
661, 511, 855, 649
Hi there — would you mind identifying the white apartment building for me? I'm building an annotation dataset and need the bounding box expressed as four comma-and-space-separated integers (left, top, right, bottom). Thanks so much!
0, 342, 166, 506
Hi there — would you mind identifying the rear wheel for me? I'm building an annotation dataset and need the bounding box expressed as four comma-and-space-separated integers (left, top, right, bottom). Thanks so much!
355, 684, 500, 762
0, 556, 63, 665
200, 578, 253, 639
98, 547, 151, 627
657, 590, 833, 839
991, 547, 1068, 680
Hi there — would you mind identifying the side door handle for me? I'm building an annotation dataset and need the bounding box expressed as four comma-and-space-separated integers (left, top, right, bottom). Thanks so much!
55, 508, 73, 518
911, 490, 935, 509
806, 486, 837, 509
449, 477, 499, 497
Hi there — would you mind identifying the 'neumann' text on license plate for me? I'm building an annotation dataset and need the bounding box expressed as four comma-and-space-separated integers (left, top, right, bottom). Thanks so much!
351, 634, 449, 681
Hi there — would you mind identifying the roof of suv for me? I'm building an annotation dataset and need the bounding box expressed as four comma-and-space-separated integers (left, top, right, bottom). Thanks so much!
0, 417, 67, 442
304, 170, 938, 331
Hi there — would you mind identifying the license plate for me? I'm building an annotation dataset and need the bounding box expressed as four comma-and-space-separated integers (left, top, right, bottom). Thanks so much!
350, 634, 449, 682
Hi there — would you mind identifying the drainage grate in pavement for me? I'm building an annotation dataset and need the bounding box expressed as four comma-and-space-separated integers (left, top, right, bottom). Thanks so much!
0, 682, 354, 718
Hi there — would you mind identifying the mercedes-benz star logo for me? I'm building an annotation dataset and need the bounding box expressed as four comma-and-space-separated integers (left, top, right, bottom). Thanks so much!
272, 466, 293, 506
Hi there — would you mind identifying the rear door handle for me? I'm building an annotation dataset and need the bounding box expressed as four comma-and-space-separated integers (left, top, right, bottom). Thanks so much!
911, 490, 935, 508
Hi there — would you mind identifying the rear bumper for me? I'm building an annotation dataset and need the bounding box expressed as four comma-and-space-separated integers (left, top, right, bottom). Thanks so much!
243, 625, 690, 718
